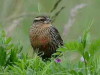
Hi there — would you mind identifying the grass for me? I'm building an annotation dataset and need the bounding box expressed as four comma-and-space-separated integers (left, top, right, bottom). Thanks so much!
0, 25, 100, 75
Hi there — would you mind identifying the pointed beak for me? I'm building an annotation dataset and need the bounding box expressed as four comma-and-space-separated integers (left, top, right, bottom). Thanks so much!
47, 18, 52, 23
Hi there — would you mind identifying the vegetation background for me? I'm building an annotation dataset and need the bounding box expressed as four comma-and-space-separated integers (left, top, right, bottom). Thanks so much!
0, 0, 100, 75
0, 0, 100, 52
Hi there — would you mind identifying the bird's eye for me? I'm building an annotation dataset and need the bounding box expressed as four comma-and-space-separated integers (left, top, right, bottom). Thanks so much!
34, 20, 39, 22
40, 19, 44, 21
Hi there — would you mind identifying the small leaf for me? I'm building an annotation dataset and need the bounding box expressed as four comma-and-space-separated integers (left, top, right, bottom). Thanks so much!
84, 51, 90, 61
69, 70, 78, 75
0, 46, 6, 66
5, 37, 12, 44
1, 30, 6, 37
78, 72, 83, 75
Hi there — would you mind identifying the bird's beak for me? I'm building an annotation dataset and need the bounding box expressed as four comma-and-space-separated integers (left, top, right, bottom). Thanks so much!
47, 18, 52, 23
44, 19, 51, 24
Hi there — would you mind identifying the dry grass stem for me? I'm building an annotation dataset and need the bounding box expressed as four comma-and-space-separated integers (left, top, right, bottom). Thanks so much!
63, 4, 87, 37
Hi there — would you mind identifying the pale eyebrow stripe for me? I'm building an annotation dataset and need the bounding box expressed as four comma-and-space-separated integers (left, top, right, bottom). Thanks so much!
35, 17, 42, 20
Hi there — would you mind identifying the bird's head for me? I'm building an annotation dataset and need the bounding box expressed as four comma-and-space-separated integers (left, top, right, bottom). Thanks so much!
33, 16, 51, 24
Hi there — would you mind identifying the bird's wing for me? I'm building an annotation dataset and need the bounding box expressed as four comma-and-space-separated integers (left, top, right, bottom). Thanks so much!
49, 26, 63, 47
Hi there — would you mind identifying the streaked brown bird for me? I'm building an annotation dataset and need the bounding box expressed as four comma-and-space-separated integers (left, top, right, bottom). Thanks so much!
29, 16, 63, 60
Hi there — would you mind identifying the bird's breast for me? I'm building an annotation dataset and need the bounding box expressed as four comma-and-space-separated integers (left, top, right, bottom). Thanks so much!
30, 26, 51, 47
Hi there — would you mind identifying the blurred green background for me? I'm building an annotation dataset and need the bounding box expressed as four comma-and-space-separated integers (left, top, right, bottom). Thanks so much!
0, 0, 100, 54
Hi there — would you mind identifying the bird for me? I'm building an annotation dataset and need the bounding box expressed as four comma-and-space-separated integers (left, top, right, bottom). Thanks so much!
29, 16, 63, 60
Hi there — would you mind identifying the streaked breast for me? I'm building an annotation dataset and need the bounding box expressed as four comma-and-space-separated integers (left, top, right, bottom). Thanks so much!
30, 24, 51, 47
